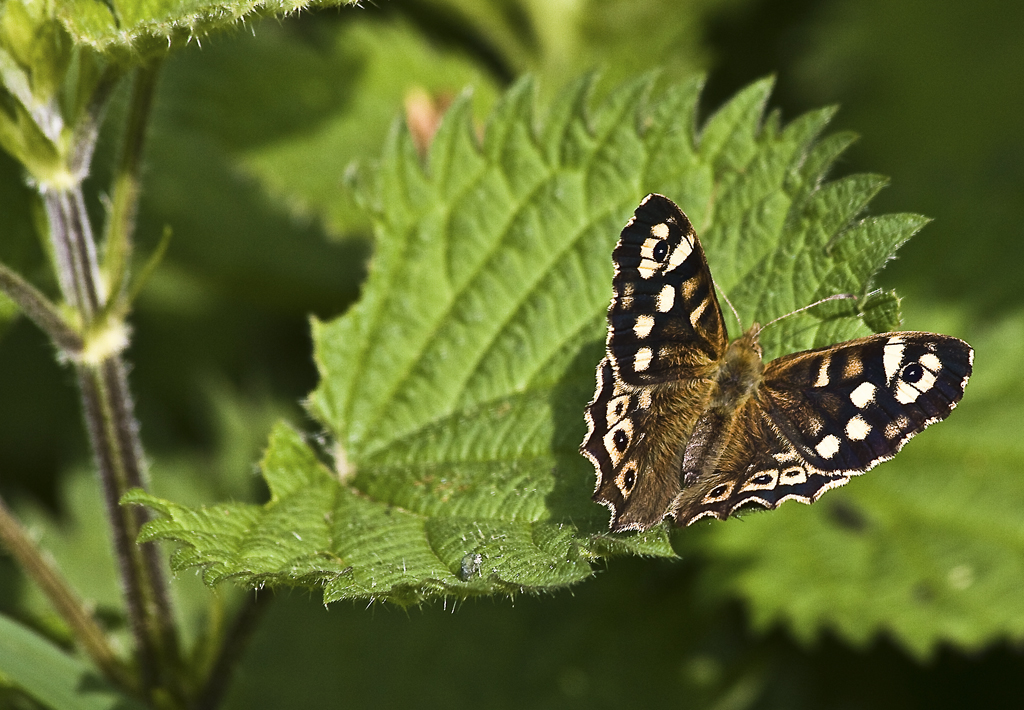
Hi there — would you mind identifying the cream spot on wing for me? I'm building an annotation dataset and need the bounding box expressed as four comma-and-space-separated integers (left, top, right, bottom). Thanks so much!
640, 237, 660, 261
806, 414, 824, 437
603, 419, 634, 466
895, 380, 921, 404
651, 222, 669, 239
616, 463, 638, 495
665, 234, 693, 272
682, 277, 699, 301
619, 283, 634, 309
633, 314, 654, 339
634, 347, 653, 372
638, 261, 658, 280
815, 434, 841, 459
703, 482, 734, 503
656, 283, 675, 312
605, 394, 631, 424
780, 466, 807, 484
902, 360, 939, 401
773, 450, 801, 464
637, 238, 662, 279
741, 469, 779, 491
689, 298, 708, 329
814, 356, 831, 387
843, 356, 864, 379
885, 414, 911, 440
850, 381, 876, 409
919, 353, 941, 372
637, 388, 653, 409
884, 336, 906, 383
846, 415, 871, 441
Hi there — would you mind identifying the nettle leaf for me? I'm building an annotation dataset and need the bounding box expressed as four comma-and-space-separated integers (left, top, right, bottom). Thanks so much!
132, 74, 922, 605
58, 0, 358, 54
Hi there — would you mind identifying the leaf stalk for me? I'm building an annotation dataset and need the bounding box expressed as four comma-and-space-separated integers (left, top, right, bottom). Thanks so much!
0, 494, 138, 693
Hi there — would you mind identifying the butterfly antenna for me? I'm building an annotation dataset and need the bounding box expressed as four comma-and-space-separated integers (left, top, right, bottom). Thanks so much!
714, 279, 744, 331
756, 293, 858, 335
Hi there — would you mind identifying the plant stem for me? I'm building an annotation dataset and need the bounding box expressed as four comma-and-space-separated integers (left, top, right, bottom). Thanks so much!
45, 188, 104, 317
45, 182, 184, 699
0, 494, 137, 694
0, 261, 82, 354
38, 58, 188, 702
74, 358, 160, 692
104, 60, 162, 310
193, 593, 271, 710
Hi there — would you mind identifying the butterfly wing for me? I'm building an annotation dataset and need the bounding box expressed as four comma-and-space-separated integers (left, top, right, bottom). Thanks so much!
582, 194, 729, 530
604, 193, 728, 385
670, 398, 851, 525
670, 332, 974, 525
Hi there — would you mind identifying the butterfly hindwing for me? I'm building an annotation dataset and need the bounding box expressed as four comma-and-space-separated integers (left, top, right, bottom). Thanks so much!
584, 357, 714, 530
669, 332, 974, 526
670, 399, 852, 526
606, 194, 728, 385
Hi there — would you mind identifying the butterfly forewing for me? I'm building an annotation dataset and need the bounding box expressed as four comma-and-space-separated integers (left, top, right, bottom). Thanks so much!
606, 194, 728, 385
759, 332, 973, 473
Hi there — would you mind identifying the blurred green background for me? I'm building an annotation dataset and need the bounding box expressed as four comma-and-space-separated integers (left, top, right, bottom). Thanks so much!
1, 0, 1021, 707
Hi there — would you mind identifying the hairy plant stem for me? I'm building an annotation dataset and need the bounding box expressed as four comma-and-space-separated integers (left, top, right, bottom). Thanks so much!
74, 356, 178, 696
43, 184, 177, 698
0, 495, 137, 693
104, 61, 162, 309
0, 261, 82, 352
37, 62, 182, 702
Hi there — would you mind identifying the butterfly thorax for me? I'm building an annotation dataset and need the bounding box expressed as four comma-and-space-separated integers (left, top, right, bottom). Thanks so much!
678, 326, 764, 490
708, 326, 764, 409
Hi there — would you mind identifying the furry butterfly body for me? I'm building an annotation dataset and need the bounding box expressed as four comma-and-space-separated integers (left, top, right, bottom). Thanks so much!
581, 194, 973, 531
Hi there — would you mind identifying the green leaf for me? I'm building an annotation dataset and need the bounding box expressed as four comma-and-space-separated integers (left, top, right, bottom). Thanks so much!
0, 613, 143, 710
133, 73, 918, 605
57, 0, 359, 54
683, 302, 1024, 659
237, 18, 502, 238
409, 0, 737, 95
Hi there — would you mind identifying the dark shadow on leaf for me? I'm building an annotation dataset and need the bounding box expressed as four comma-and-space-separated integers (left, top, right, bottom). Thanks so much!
544, 336, 609, 532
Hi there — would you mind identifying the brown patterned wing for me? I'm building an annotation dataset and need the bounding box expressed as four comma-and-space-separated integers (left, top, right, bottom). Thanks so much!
669, 331, 974, 525
604, 194, 728, 385
669, 398, 850, 526
582, 194, 728, 530
583, 357, 714, 531
759, 332, 974, 473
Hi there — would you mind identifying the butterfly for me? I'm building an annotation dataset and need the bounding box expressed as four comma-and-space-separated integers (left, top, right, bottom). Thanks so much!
581, 194, 973, 531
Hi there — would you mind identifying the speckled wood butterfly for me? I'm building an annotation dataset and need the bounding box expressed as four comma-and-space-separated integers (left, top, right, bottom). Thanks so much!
581, 194, 973, 531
